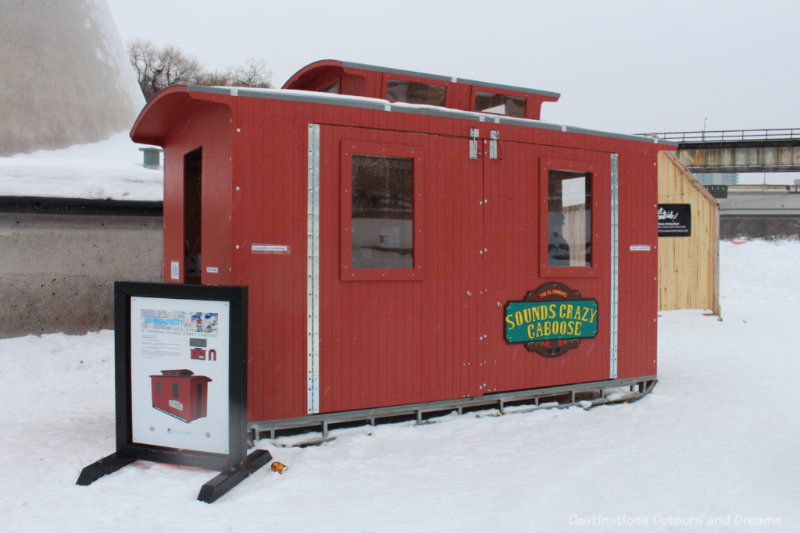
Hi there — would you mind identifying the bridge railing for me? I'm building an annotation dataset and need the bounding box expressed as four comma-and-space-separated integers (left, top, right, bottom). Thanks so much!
637, 128, 800, 143
727, 184, 796, 193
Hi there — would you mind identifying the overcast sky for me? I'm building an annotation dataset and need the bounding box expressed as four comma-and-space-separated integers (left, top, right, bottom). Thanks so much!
107, 0, 799, 136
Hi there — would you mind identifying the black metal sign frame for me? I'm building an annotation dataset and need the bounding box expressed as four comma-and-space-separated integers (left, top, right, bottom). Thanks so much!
77, 282, 270, 503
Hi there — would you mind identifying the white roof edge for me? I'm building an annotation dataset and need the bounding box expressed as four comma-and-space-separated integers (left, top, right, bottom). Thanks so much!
188, 86, 676, 146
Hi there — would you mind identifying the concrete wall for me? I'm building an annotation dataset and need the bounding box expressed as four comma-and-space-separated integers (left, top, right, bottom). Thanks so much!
720, 217, 800, 240
717, 191, 800, 239
0, 212, 162, 338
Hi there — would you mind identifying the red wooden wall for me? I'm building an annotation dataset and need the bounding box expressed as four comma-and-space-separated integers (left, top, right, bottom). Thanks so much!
132, 85, 667, 424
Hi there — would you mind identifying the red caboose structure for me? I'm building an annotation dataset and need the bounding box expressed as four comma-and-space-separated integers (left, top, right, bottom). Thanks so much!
150, 369, 212, 423
131, 60, 674, 436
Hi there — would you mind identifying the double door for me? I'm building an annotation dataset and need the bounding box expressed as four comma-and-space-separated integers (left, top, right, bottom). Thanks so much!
317, 124, 612, 412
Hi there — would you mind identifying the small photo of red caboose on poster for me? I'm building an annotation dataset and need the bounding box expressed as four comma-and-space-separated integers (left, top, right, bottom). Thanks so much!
150, 369, 212, 423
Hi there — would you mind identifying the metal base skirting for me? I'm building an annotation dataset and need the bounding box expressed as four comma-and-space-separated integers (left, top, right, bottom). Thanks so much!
249, 376, 658, 441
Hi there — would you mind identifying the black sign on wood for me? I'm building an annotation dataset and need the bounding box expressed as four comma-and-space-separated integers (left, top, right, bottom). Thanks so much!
658, 204, 692, 237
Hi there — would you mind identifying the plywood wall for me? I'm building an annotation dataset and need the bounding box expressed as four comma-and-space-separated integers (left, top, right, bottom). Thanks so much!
657, 151, 720, 315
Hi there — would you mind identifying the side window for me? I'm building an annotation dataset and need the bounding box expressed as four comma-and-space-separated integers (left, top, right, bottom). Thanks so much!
341, 142, 424, 280
475, 91, 526, 117
172, 383, 179, 398
387, 80, 446, 106
547, 169, 592, 268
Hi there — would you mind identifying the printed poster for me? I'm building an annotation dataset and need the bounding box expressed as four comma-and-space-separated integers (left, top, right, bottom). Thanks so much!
130, 296, 230, 454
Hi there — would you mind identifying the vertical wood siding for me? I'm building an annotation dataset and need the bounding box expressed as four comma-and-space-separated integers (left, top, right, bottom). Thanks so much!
657, 151, 720, 315
145, 87, 671, 423
616, 145, 661, 379
161, 101, 233, 286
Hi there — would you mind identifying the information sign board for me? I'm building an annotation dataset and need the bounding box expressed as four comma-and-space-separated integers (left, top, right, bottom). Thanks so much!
77, 282, 270, 503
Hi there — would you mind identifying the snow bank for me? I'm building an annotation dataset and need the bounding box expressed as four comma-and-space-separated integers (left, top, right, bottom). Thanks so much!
0, 131, 162, 200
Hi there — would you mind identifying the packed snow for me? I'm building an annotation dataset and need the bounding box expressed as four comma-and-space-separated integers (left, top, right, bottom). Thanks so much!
0, 131, 162, 200
0, 240, 797, 532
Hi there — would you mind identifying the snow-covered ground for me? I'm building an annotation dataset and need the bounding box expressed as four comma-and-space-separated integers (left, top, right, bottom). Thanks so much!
1, 240, 797, 532
0, 131, 162, 200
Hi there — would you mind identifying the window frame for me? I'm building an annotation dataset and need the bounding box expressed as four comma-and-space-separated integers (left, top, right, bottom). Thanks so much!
340, 141, 424, 281
539, 158, 599, 278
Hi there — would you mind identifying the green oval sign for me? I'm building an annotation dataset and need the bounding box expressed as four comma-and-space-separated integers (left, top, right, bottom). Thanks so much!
504, 299, 598, 343
503, 282, 599, 358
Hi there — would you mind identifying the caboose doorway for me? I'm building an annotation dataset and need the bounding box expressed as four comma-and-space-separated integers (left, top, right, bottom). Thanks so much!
196, 382, 204, 417
184, 148, 202, 284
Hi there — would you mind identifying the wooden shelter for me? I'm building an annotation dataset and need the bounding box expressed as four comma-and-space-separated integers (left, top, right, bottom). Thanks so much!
657, 151, 721, 315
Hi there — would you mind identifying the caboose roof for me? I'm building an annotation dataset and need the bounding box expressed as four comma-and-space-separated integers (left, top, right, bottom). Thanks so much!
150, 369, 211, 381
283, 59, 562, 99
282, 59, 560, 121
131, 84, 672, 148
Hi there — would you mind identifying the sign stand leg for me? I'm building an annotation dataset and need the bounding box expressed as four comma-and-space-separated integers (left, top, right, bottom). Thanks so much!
197, 449, 272, 503
78, 449, 273, 504
76, 452, 136, 486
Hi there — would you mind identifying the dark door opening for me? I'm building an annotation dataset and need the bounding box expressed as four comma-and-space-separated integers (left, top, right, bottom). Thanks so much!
184, 148, 202, 284
196, 382, 204, 417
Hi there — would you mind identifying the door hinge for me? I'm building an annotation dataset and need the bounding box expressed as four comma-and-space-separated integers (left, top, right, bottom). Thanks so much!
489, 130, 499, 160
469, 128, 480, 159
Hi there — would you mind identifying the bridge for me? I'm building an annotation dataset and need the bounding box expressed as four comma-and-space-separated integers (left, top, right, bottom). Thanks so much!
639, 128, 800, 173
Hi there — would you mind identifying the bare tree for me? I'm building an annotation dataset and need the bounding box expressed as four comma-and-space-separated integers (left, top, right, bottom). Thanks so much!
197, 70, 232, 87
198, 59, 271, 88
128, 40, 271, 102
229, 59, 271, 88
128, 40, 203, 101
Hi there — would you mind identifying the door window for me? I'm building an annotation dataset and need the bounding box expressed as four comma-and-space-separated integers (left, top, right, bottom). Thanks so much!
541, 159, 598, 277
341, 142, 424, 280
351, 154, 414, 269
548, 169, 592, 267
